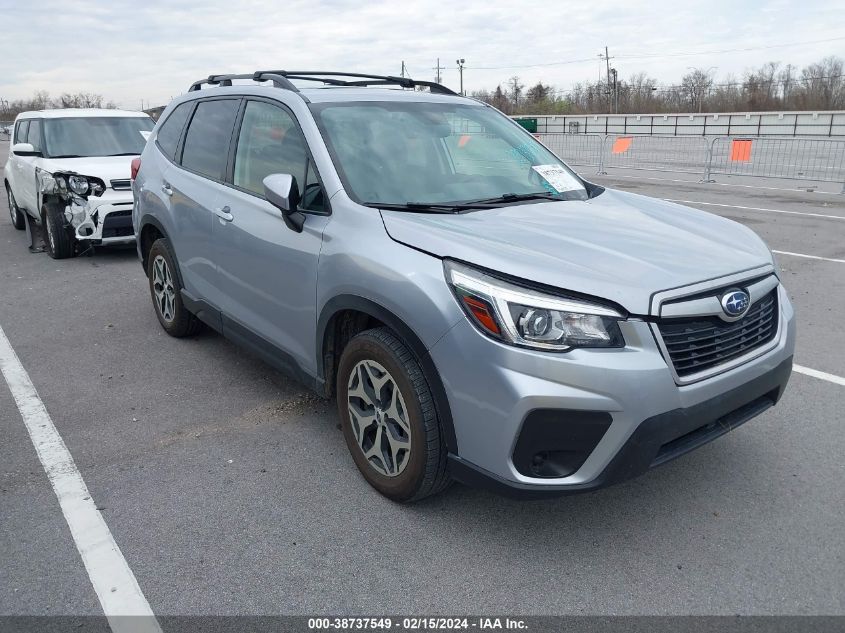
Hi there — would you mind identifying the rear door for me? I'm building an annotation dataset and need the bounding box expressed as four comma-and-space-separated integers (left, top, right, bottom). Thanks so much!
211, 97, 330, 375
165, 97, 241, 309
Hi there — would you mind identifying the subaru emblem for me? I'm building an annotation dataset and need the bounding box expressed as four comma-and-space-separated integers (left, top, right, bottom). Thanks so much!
721, 290, 750, 318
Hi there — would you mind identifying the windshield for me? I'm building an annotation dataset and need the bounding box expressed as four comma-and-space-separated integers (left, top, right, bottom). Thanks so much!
310, 101, 587, 207
43, 116, 154, 158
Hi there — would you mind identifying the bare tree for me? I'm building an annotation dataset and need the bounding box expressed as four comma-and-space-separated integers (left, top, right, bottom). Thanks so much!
1, 91, 117, 119
507, 76, 524, 109
444, 56, 844, 115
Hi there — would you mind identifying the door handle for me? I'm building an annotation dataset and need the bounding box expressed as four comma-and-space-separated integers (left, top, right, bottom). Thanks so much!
161, 183, 173, 196
214, 205, 234, 222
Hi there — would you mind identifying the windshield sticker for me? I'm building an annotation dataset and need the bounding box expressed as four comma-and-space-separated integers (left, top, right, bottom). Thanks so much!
531, 164, 582, 193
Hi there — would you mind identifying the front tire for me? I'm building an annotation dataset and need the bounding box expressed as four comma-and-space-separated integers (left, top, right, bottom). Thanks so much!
7, 186, 26, 230
42, 201, 75, 259
337, 327, 451, 502
147, 238, 202, 337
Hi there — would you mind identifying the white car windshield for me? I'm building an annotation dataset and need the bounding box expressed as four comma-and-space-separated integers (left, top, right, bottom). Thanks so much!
310, 101, 587, 208
44, 116, 154, 158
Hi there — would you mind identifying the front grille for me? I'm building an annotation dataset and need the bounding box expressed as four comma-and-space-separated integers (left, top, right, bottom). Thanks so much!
101, 211, 133, 239
110, 179, 131, 190
658, 290, 778, 378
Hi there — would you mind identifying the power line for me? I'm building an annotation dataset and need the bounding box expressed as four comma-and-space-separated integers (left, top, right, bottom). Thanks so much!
464, 36, 845, 71
543, 74, 844, 97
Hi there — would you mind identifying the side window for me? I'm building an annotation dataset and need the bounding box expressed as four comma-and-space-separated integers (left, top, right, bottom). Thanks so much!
181, 100, 240, 180
155, 102, 192, 161
26, 120, 43, 152
14, 120, 29, 145
233, 101, 309, 199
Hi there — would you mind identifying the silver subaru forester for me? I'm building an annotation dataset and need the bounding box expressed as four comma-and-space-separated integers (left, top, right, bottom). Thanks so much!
132, 71, 794, 502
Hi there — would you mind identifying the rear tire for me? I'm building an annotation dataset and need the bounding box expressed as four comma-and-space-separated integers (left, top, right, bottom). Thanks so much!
6, 186, 26, 230
337, 327, 451, 502
147, 238, 202, 337
42, 201, 75, 259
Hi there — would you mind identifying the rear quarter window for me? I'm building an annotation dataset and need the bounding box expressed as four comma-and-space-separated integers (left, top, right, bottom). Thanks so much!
156, 102, 193, 161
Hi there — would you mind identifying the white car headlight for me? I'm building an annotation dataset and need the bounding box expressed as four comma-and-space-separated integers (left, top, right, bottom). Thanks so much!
68, 175, 90, 195
444, 260, 625, 351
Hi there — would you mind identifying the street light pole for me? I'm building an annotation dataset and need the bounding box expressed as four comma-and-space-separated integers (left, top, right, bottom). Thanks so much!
456, 58, 465, 95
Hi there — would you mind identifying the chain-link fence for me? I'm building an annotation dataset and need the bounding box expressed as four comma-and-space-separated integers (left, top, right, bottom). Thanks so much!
537, 133, 845, 192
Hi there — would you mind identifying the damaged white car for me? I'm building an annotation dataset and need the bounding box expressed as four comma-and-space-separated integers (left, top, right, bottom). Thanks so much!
4, 109, 154, 258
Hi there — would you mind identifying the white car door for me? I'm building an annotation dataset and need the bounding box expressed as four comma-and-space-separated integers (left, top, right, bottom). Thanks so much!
7, 120, 29, 209
17, 118, 44, 213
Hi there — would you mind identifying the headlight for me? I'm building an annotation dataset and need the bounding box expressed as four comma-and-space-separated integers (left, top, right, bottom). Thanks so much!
445, 260, 625, 351
68, 175, 89, 195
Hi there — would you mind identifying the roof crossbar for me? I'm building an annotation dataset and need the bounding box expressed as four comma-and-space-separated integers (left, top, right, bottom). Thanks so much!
188, 70, 458, 95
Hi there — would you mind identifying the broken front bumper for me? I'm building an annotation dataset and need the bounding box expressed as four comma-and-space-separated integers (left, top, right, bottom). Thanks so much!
66, 191, 135, 245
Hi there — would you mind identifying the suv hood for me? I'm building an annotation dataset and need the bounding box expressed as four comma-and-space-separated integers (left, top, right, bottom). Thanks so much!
381, 188, 773, 315
39, 156, 135, 189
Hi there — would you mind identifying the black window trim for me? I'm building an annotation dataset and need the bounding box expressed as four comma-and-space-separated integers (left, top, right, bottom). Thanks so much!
173, 96, 243, 186
224, 95, 331, 216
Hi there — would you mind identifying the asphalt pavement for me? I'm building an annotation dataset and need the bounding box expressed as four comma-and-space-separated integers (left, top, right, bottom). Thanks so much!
1, 140, 844, 618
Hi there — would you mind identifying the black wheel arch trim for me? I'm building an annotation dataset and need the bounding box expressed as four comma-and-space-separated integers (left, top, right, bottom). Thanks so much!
138, 214, 174, 271
317, 295, 459, 454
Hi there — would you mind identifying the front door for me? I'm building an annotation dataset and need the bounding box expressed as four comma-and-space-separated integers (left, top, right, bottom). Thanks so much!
212, 99, 330, 377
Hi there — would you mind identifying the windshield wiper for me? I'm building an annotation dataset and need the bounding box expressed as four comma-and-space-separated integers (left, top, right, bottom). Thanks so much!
364, 201, 495, 213
49, 154, 85, 158
102, 152, 141, 157
465, 192, 565, 205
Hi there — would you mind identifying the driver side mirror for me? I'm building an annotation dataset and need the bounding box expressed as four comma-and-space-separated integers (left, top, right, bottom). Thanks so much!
12, 142, 41, 157
263, 173, 305, 233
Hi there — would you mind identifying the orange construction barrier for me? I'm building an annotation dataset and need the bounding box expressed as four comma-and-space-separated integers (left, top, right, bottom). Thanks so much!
730, 139, 753, 161
612, 136, 633, 154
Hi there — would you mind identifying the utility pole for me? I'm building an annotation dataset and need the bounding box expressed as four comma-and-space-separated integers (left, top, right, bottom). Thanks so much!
456, 58, 465, 95
599, 46, 614, 114
433, 58, 445, 84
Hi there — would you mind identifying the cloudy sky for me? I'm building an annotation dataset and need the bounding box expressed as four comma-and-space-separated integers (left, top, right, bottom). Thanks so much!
1, 0, 843, 110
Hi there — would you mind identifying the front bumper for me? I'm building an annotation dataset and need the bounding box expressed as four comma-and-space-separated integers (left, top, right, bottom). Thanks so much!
65, 190, 135, 245
429, 284, 795, 497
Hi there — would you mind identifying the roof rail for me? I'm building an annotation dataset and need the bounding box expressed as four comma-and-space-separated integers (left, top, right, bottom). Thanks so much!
188, 73, 299, 92
188, 70, 458, 95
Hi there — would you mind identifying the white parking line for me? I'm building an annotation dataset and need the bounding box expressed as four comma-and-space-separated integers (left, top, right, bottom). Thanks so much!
773, 250, 845, 264
0, 324, 161, 633
794, 364, 845, 387
663, 198, 845, 221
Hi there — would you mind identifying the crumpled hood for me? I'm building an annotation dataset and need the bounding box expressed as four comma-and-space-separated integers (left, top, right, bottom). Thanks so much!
39, 156, 135, 189
381, 188, 773, 315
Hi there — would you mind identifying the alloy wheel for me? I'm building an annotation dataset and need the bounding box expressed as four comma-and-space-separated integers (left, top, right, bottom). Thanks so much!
152, 254, 176, 322
346, 359, 412, 477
